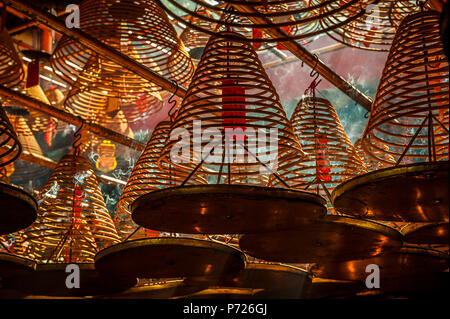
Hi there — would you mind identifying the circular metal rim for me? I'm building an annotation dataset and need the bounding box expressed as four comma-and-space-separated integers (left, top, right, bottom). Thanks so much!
244, 262, 309, 275
94, 279, 206, 299
95, 237, 247, 280
133, 184, 327, 209
401, 222, 449, 238
238, 214, 404, 263
0, 182, 38, 235
176, 287, 263, 299
0, 252, 37, 273
240, 214, 405, 243
6, 262, 138, 297
332, 161, 449, 204
310, 245, 450, 280
131, 184, 327, 234
95, 237, 247, 264
331, 161, 449, 220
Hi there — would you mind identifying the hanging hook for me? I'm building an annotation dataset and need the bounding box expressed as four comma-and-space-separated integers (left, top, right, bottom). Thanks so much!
304, 54, 322, 97
72, 118, 84, 155
416, 0, 425, 12
167, 79, 179, 122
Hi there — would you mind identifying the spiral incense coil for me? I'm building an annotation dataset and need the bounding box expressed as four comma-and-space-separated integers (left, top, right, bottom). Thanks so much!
361, 11, 449, 164
159, 31, 304, 186
65, 86, 163, 125
179, 3, 314, 57
0, 28, 24, 89
50, 0, 194, 102
8, 160, 50, 185
7, 115, 43, 157
117, 121, 205, 217
0, 107, 21, 167
354, 137, 395, 171
19, 153, 120, 263
323, 0, 419, 51
278, 97, 365, 199
156, 0, 376, 43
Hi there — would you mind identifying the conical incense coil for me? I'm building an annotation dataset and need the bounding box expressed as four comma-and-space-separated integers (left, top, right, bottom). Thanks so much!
19, 153, 120, 263
117, 121, 205, 217
323, 0, 419, 51
65, 86, 163, 125
159, 31, 304, 185
8, 115, 43, 157
0, 106, 21, 167
50, 0, 194, 98
361, 10, 449, 164
179, 3, 314, 56
0, 28, 24, 88
354, 137, 394, 171
279, 97, 365, 199
156, 0, 376, 43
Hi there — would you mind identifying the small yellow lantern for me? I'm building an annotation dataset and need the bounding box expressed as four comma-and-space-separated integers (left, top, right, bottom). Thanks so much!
95, 140, 117, 173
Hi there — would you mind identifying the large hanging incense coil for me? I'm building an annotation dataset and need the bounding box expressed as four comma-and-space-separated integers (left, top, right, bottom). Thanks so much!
50, 0, 194, 100
133, 31, 327, 235
323, 0, 419, 51
159, 31, 304, 185
179, 3, 314, 58
354, 138, 394, 171
279, 97, 365, 200
156, 0, 376, 43
117, 121, 205, 218
19, 153, 120, 263
361, 10, 449, 164
0, 106, 21, 167
0, 28, 24, 88
7, 115, 43, 157
65, 86, 163, 125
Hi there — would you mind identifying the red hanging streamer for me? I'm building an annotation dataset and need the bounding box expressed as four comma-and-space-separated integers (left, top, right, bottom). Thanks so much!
252, 28, 263, 50
44, 118, 57, 147
26, 58, 40, 88
221, 79, 246, 141
315, 133, 332, 182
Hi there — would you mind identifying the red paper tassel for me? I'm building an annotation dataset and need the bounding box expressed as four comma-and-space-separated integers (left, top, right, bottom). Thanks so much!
26, 59, 40, 88
315, 133, 332, 182
252, 28, 263, 50
44, 118, 57, 147
222, 79, 246, 141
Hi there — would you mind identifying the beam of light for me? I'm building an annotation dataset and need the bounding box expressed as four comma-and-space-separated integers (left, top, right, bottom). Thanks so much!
99, 174, 127, 185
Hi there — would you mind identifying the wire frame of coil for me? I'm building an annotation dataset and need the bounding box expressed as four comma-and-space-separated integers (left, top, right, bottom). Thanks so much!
361, 10, 449, 165
113, 208, 166, 241
159, 31, 304, 186
156, 0, 376, 42
0, 27, 24, 89
65, 86, 163, 125
323, 0, 419, 51
19, 153, 120, 263
0, 106, 21, 168
50, 0, 194, 103
279, 97, 366, 200
0, 232, 29, 255
354, 137, 394, 171
117, 121, 205, 218
178, 3, 314, 56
